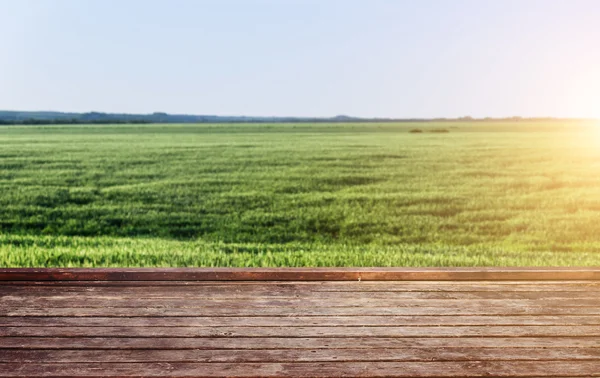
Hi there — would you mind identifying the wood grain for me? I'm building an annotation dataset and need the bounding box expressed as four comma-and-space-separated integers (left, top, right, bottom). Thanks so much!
3, 336, 599, 349
1, 361, 600, 377
4, 305, 600, 316
6, 325, 600, 338
3, 348, 600, 363
3, 297, 599, 308
3, 287, 600, 299
5, 315, 600, 327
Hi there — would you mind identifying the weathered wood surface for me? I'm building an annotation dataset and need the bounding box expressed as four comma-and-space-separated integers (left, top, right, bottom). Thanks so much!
1, 268, 600, 377
3, 267, 600, 281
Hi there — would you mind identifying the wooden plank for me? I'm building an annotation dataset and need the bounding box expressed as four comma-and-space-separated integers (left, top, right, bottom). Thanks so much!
4, 325, 600, 338
3, 297, 599, 308
3, 281, 600, 293
3, 287, 600, 299
0, 287, 600, 303
6, 315, 600, 327
4, 305, 600, 316
1, 361, 599, 377
2, 336, 599, 349
3, 348, 600, 363
3, 267, 600, 281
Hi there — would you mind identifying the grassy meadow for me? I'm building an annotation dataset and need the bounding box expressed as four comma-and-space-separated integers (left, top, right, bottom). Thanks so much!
2, 121, 600, 267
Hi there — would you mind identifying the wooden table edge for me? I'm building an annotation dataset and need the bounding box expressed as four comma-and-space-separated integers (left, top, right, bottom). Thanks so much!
2, 268, 600, 281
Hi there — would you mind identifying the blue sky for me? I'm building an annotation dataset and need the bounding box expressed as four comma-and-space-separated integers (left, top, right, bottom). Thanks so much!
1, 0, 599, 118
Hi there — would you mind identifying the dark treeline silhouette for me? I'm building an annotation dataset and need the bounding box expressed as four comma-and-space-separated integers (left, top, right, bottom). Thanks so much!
0, 111, 586, 125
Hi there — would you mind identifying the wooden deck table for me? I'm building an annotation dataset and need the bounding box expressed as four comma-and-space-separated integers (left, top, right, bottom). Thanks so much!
1, 268, 600, 377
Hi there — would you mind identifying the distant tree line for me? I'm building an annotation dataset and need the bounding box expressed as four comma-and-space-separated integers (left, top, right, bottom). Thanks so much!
0, 111, 589, 125
0, 118, 151, 125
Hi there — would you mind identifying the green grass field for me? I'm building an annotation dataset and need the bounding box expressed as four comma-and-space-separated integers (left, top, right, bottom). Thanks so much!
2, 121, 600, 267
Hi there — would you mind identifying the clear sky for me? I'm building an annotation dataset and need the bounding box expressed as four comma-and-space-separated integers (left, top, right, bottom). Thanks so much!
1, 0, 599, 118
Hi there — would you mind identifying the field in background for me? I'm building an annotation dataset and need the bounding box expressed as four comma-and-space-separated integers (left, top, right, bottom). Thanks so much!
2, 121, 600, 267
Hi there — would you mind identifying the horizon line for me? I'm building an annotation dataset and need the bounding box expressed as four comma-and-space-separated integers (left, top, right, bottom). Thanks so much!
2, 110, 599, 121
